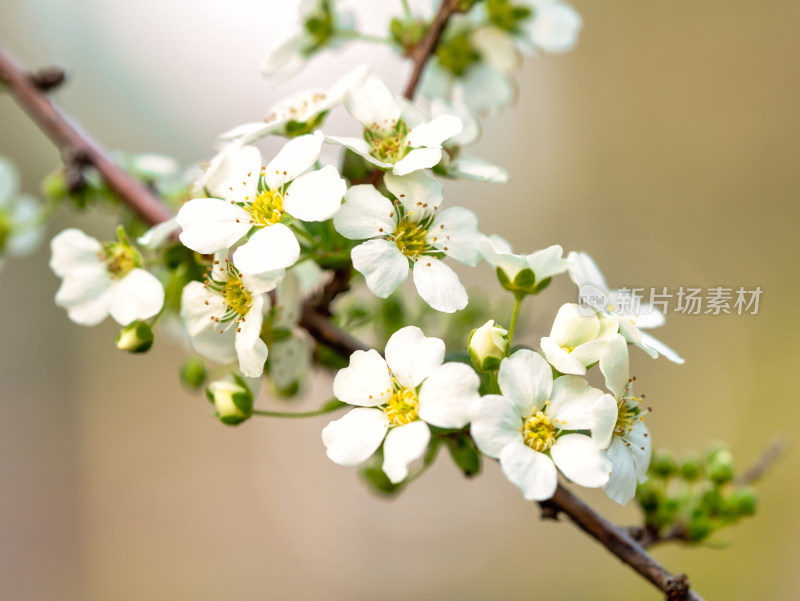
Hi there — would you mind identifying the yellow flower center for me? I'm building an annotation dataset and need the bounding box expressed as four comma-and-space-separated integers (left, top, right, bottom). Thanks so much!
365, 119, 410, 164
102, 243, 138, 279
614, 398, 642, 438
224, 277, 253, 317
247, 189, 284, 226
394, 218, 428, 258
383, 387, 420, 426
523, 410, 556, 452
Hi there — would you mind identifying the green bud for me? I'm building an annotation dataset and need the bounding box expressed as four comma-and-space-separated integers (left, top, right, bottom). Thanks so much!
650, 450, 679, 478
205, 377, 253, 426
680, 456, 702, 481
389, 17, 429, 51
435, 32, 480, 77
179, 356, 207, 390
115, 321, 154, 353
687, 517, 712, 541
708, 449, 736, 485
468, 320, 509, 372
727, 487, 757, 517
636, 480, 663, 513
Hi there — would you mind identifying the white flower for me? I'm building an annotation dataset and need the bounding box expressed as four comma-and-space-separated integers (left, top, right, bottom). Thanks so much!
540, 303, 619, 375
322, 326, 481, 483
480, 234, 569, 294
177, 135, 346, 275
471, 349, 611, 501
261, 0, 354, 80
137, 217, 179, 250
326, 76, 463, 176
521, 1, 583, 54
0, 156, 45, 266
568, 251, 685, 364
333, 171, 482, 312
421, 26, 520, 116
592, 335, 652, 505
219, 64, 370, 144
50, 228, 164, 326
181, 255, 283, 378
402, 95, 509, 183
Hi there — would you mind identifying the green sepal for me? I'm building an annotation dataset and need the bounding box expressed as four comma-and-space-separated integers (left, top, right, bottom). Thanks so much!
446, 433, 482, 477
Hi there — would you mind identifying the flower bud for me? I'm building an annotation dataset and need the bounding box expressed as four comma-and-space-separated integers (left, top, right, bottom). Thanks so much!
179, 356, 207, 390
650, 450, 679, 478
707, 448, 736, 485
727, 487, 757, 517
206, 377, 253, 426
468, 320, 509, 372
115, 321, 154, 353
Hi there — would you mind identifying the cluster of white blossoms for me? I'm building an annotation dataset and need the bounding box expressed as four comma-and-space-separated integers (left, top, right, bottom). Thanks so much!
0, 156, 45, 271
37, 0, 692, 509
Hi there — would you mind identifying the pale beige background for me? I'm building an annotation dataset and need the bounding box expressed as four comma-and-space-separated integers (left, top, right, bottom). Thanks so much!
1, 0, 798, 599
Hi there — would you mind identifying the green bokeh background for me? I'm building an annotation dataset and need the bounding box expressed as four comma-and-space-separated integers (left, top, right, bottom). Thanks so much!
1, 1, 798, 599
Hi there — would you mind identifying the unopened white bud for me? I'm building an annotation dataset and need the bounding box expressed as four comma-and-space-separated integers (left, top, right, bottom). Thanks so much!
115, 321, 154, 353
206, 377, 253, 426
468, 320, 509, 372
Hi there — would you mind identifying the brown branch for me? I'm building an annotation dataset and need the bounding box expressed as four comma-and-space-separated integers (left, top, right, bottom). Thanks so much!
542, 484, 705, 601
402, 0, 463, 100
0, 45, 173, 225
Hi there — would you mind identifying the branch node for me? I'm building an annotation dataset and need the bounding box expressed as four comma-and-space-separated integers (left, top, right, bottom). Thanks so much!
29, 66, 67, 91
665, 574, 691, 601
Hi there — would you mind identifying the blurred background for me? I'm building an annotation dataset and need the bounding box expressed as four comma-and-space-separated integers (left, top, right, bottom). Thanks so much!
1, 0, 798, 599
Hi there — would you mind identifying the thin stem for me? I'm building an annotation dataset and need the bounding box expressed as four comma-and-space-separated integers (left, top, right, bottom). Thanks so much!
252, 404, 345, 419
507, 295, 523, 346
338, 30, 394, 46
400, 0, 413, 19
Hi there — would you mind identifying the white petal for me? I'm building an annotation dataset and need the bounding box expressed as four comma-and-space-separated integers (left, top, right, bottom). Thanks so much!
333, 184, 396, 240
333, 349, 392, 407
459, 64, 516, 115
54, 266, 111, 326
235, 295, 268, 377
382, 421, 431, 484
567, 251, 609, 291
232, 224, 300, 274
265, 131, 324, 190
49, 228, 103, 277
137, 218, 179, 250
599, 334, 630, 398
384, 325, 445, 389
324, 135, 392, 170
526, 2, 583, 54
639, 331, 685, 365
479, 235, 528, 280
547, 376, 605, 431
470, 394, 523, 459
406, 114, 463, 148
627, 422, 652, 481
322, 408, 390, 466
384, 170, 443, 220
449, 155, 509, 183
604, 438, 638, 505
217, 122, 278, 146
203, 145, 261, 202
526, 245, 569, 282
241, 269, 284, 297
540, 336, 587, 375
8, 196, 44, 256
418, 362, 481, 429
107, 268, 164, 325
351, 239, 409, 298
591, 394, 619, 449
345, 77, 402, 130
176, 198, 251, 254
261, 34, 306, 80
0, 156, 19, 204
497, 349, 552, 416
617, 318, 658, 359
391, 147, 442, 176
428, 207, 482, 266
499, 441, 558, 501
283, 165, 346, 222
179, 282, 237, 364
551, 433, 611, 488
471, 26, 521, 73
412, 258, 467, 313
